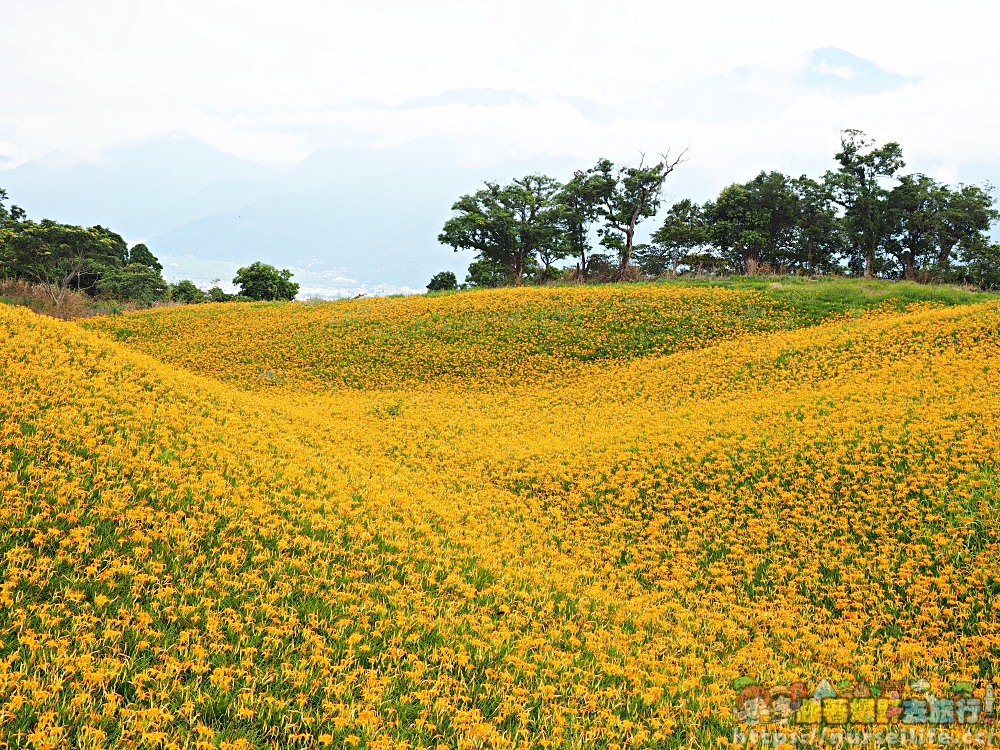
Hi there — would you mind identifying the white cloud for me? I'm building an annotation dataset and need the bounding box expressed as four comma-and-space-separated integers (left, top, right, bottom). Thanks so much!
815, 62, 858, 80
1, 0, 998, 183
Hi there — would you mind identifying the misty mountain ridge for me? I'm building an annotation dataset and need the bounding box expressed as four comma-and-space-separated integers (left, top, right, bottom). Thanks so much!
0, 51, 986, 297
1, 132, 591, 295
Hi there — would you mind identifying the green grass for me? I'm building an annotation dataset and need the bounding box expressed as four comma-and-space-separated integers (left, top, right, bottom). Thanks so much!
650, 275, 997, 325
81, 277, 1000, 391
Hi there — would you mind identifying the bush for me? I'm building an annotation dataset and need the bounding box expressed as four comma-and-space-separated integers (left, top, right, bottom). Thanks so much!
0, 278, 117, 319
206, 286, 235, 302
427, 271, 459, 292
232, 262, 299, 301
465, 259, 511, 289
97, 264, 168, 303
170, 280, 206, 304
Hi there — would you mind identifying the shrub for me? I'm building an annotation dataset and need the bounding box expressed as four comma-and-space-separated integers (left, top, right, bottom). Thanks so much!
427, 271, 458, 292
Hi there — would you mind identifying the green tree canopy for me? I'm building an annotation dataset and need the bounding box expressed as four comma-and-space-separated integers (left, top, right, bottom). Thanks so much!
884, 174, 940, 280
933, 183, 998, 275
789, 175, 845, 273
128, 243, 163, 273
439, 175, 562, 286
703, 171, 801, 274
464, 258, 512, 289
169, 279, 207, 304
0, 188, 26, 227
825, 129, 905, 278
643, 199, 708, 276
427, 271, 458, 292
97, 263, 168, 302
0, 220, 127, 307
555, 170, 606, 282
591, 153, 684, 280
232, 262, 299, 301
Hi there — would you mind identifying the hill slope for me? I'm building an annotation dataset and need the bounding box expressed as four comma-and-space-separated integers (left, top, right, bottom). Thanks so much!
3, 288, 1000, 747
83, 278, 994, 390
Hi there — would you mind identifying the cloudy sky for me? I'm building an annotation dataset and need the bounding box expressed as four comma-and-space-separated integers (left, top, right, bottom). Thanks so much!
3, 0, 998, 176
1, 0, 998, 294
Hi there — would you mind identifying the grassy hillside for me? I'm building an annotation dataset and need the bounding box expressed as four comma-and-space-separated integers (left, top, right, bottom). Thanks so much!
83, 278, 995, 390
3, 281, 1000, 748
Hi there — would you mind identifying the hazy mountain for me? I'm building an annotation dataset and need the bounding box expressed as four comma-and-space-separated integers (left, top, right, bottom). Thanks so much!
0, 132, 589, 294
149, 140, 586, 294
2, 53, 986, 297
0, 134, 276, 236
803, 48, 920, 95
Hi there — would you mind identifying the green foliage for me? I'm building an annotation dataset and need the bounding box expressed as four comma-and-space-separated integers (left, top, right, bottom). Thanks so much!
426, 271, 458, 292
824, 129, 906, 278
791, 175, 846, 273
439, 175, 563, 286
232, 262, 299, 301
128, 243, 163, 273
962, 243, 1000, 290
591, 154, 684, 280
0, 188, 168, 308
642, 199, 708, 277
0, 188, 26, 227
934, 183, 998, 278
169, 279, 206, 304
555, 170, 606, 281
206, 285, 235, 302
465, 258, 512, 289
438, 134, 999, 289
0, 220, 127, 307
97, 263, 168, 303
884, 174, 940, 280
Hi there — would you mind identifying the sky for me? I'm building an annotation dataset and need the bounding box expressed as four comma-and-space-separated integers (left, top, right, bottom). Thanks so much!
1, 0, 999, 293
2, 0, 998, 172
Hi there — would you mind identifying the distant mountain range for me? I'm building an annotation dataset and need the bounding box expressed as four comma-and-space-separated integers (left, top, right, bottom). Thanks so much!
1, 48, 993, 296
0, 133, 595, 295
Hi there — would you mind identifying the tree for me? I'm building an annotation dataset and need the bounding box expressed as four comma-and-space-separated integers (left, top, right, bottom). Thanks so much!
789, 176, 845, 273
427, 271, 458, 292
591, 152, 685, 281
825, 130, 905, 278
884, 174, 940, 280
932, 183, 998, 276
78, 225, 129, 293
232, 262, 299, 301
0, 220, 127, 307
0, 188, 25, 229
169, 279, 206, 304
464, 258, 512, 288
128, 243, 163, 273
555, 170, 605, 282
643, 199, 708, 277
206, 286, 234, 302
962, 242, 1000, 289
439, 175, 562, 286
97, 263, 168, 302
704, 171, 803, 275
703, 184, 766, 274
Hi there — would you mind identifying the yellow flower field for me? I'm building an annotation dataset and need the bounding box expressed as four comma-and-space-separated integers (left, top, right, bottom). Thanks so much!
2, 284, 1000, 748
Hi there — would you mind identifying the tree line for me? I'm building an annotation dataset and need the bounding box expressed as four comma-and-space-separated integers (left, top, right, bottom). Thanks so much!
436, 130, 1000, 289
0, 190, 299, 309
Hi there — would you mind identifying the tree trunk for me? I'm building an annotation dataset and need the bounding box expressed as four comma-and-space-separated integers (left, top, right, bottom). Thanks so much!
618, 229, 635, 281
864, 249, 874, 279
